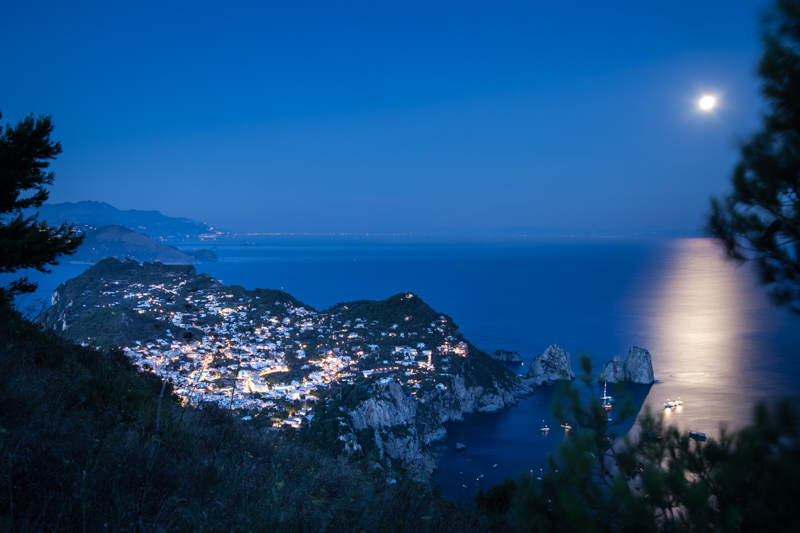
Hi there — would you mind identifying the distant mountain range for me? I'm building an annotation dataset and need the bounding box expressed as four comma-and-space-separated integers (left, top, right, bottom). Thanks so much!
33, 201, 222, 242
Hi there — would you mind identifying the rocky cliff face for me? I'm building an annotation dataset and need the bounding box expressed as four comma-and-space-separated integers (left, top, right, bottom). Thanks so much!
349, 382, 417, 429
597, 346, 655, 384
348, 383, 436, 480
346, 377, 533, 481
526, 343, 575, 385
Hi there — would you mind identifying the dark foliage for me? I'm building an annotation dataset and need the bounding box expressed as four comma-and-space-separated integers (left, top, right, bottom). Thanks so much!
707, 0, 800, 311
0, 111, 83, 306
0, 305, 496, 532
475, 357, 800, 532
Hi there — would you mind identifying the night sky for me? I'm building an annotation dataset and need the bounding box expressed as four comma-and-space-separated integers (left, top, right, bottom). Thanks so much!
1, 1, 771, 235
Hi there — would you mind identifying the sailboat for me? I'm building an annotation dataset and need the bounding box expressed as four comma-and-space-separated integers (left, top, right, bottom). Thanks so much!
601, 382, 613, 411
540, 420, 550, 433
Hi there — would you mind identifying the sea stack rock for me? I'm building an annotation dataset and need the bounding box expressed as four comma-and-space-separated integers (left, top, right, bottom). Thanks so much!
597, 355, 624, 383
623, 346, 655, 384
526, 343, 575, 385
491, 349, 523, 362
598, 346, 655, 384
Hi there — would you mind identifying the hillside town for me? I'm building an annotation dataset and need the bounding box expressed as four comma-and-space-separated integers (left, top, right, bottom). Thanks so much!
53, 261, 476, 429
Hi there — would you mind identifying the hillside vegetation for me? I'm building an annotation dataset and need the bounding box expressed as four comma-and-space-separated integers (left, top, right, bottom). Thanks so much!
0, 305, 490, 532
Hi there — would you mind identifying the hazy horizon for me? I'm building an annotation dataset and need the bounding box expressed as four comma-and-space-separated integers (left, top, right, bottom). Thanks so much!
40, 198, 706, 239
2, 1, 771, 235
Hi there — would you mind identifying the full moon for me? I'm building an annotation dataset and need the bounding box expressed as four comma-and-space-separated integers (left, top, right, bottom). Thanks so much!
699, 95, 716, 111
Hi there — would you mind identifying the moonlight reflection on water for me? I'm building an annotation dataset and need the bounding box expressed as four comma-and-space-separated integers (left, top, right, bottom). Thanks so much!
635, 238, 798, 435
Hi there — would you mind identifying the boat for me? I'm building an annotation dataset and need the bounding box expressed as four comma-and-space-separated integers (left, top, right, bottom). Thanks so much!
492, 463, 498, 468
560, 422, 572, 430
601, 382, 613, 410
665, 397, 684, 409
540, 420, 550, 433
689, 431, 707, 441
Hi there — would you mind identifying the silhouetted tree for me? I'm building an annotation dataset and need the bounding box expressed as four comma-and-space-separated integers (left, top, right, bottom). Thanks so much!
506, 358, 800, 532
0, 110, 83, 306
707, 0, 800, 311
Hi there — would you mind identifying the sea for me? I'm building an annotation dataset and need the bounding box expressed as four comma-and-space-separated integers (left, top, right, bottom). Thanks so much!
7, 235, 800, 502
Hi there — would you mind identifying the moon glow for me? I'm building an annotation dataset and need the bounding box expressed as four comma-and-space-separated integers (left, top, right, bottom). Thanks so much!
699, 95, 716, 111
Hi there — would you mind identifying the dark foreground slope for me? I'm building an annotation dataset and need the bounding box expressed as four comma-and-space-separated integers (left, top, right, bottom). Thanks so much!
0, 306, 491, 532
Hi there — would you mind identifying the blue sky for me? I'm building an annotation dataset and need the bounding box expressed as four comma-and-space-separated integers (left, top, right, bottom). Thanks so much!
1, 0, 771, 234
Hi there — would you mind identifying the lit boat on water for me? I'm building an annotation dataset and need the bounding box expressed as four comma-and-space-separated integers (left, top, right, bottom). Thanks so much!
665, 397, 684, 409
540, 420, 550, 433
560, 422, 572, 430
601, 382, 613, 411
689, 431, 706, 441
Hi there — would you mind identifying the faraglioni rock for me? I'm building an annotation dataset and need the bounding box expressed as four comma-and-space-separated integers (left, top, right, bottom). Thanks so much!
491, 349, 523, 362
526, 343, 575, 385
598, 355, 624, 383
597, 346, 655, 384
